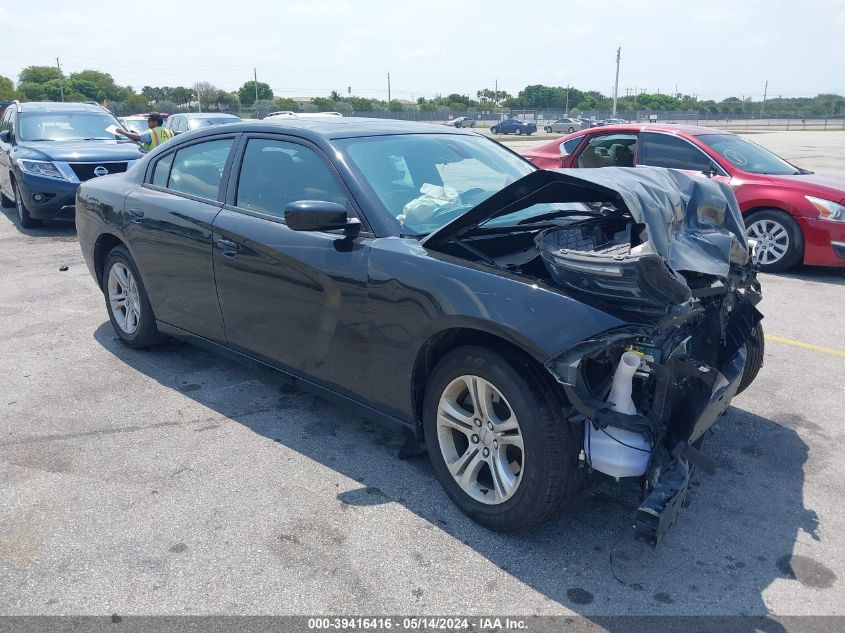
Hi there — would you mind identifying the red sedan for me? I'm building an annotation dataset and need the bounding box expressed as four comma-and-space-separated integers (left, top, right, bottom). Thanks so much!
522, 124, 845, 271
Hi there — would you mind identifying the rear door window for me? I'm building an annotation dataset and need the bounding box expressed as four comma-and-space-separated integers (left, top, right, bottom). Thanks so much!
152, 153, 174, 187
639, 132, 713, 171
576, 133, 637, 168
168, 138, 234, 200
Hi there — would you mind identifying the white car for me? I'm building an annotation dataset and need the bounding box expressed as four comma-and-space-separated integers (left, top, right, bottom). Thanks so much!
119, 116, 149, 134
444, 116, 476, 129
543, 118, 584, 134
265, 111, 344, 120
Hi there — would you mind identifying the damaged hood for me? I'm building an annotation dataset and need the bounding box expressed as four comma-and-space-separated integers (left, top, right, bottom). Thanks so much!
422, 167, 749, 277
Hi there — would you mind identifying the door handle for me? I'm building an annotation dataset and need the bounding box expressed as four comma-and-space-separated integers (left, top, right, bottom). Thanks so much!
216, 238, 239, 256
129, 207, 144, 223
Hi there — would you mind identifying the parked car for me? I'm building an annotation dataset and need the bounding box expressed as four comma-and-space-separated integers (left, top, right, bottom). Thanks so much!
0, 101, 144, 228
444, 116, 476, 129
543, 118, 583, 134
490, 118, 537, 135
76, 118, 763, 542
598, 118, 628, 126
119, 115, 149, 134
264, 112, 343, 120
522, 123, 845, 271
165, 112, 241, 136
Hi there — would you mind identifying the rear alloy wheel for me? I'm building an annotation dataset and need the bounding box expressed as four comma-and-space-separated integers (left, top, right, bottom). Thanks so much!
746, 210, 803, 272
103, 245, 169, 348
516, 127, 523, 135
567, 126, 575, 133
14, 182, 42, 228
490, 126, 499, 134
423, 346, 581, 532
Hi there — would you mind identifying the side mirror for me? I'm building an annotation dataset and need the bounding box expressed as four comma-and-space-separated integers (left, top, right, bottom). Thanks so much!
285, 200, 360, 232
0, 130, 10, 143
172, 130, 183, 136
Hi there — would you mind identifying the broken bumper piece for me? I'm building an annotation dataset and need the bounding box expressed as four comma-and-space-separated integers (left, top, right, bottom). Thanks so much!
635, 456, 690, 545
546, 320, 751, 544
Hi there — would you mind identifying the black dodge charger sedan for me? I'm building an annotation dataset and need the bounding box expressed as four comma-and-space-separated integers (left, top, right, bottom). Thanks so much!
76, 118, 763, 543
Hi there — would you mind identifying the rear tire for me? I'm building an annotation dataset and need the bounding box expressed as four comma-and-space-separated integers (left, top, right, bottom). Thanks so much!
423, 346, 581, 532
745, 209, 803, 272
14, 181, 42, 228
567, 126, 575, 133
737, 322, 764, 395
102, 245, 169, 349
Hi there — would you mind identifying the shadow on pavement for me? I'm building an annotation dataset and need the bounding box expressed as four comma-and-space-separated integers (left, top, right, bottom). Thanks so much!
93, 323, 823, 627
771, 264, 845, 286
0, 206, 77, 238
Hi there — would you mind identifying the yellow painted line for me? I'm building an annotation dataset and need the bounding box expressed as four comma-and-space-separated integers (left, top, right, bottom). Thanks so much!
766, 334, 845, 358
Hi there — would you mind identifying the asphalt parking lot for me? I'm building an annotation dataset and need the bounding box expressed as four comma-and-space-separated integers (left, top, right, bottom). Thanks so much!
1, 131, 844, 619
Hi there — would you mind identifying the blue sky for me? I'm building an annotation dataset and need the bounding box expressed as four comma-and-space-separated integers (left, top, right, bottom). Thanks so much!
1, 0, 843, 101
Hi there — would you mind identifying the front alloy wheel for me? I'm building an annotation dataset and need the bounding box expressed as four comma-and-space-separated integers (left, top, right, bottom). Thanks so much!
423, 346, 581, 532
745, 209, 803, 272
748, 218, 790, 267
436, 375, 524, 504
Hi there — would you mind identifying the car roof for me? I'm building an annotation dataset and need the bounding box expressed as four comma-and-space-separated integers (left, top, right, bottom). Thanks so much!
184, 116, 478, 140
588, 123, 727, 136
18, 101, 110, 113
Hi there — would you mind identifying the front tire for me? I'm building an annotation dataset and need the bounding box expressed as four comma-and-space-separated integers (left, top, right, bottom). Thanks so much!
423, 346, 581, 532
14, 181, 42, 228
103, 245, 169, 348
746, 209, 803, 272
737, 322, 764, 395
567, 126, 575, 133
490, 126, 499, 134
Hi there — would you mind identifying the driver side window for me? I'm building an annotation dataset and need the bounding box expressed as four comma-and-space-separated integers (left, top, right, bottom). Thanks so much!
235, 138, 349, 219
639, 132, 713, 171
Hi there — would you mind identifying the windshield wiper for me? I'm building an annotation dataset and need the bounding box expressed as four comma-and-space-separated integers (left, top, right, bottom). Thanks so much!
25, 138, 55, 142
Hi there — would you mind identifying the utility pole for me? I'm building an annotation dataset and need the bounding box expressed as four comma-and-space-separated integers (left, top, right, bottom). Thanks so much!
612, 46, 621, 116
761, 80, 768, 115
56, 58, 64, 102
565, 85, 569, 114
254, 67, 259, 105
387, 72, 391, 103
494, 79, 498, 106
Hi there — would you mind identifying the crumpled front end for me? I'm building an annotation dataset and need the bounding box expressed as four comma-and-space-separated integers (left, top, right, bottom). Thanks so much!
423, 166, 765, 543
533, 168, 764, 544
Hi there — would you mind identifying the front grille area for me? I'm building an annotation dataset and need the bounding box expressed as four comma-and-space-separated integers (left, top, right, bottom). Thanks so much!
69, 162, 129, 181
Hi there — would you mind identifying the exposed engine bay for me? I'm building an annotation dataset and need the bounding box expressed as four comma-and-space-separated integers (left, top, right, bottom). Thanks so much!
423, 167, 764, 544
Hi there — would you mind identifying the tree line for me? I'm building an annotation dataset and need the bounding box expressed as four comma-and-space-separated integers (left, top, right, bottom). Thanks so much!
2, 66, 843, 118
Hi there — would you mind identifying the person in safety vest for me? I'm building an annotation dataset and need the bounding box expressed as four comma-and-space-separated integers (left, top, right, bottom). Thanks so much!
116, 113, 173, 151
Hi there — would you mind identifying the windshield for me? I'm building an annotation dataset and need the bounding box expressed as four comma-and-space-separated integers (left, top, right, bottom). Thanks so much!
698, 134, 800, 175
19, 111, 120, 141
337, 134, 535, 234
187, 116, 240, 131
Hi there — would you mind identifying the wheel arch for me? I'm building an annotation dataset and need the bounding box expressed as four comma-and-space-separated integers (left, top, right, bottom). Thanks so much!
93, 233, 130, 287
410, 327, 565, 442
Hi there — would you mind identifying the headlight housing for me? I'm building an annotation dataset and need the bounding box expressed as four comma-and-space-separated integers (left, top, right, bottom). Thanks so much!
18, 159, 66, 181
806, 195, 845, 222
